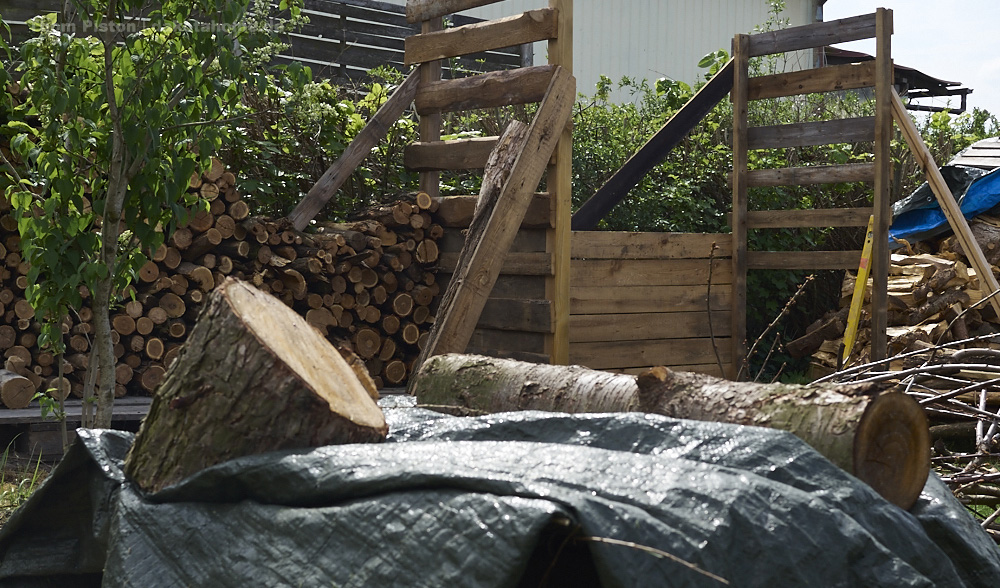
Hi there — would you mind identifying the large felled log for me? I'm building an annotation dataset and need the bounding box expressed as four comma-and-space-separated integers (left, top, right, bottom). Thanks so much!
411, 354, 930, 509
123, 278, 388, 493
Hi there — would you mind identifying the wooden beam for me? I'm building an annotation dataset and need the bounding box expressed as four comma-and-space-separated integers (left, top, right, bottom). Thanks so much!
746, 207, 872, 229
570, 338, 732, 371
572, 259, 731, 288
748, 62, 876, 101
747, 117, 876, 150
415, 64, 556, 114
405, 9, 556, 65
419, 18, 444, 199
571, 285, 732, 315
746, 163, 875, 187
571, 231, 732, 259
415, 66, 575, 367
477, 298, 552, 332
432, 193, 551, 228
731, 34, 750, 381
747, 250, 864, 270
404, 137, 499, 171
871, 8, 893, 361
406, 0, 498, 23
570, 311, 732, 343
437, 251, 553, 275
287, 69, 419, 231
547, 0, 573, 366
891, 88, 1000, 319
748, 13, 877, 57
571, 59, 734, 230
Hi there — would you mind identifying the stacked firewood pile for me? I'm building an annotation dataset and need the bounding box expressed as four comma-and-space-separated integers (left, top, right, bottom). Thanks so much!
0, 161, 442, 408
791, 220, 1000, 375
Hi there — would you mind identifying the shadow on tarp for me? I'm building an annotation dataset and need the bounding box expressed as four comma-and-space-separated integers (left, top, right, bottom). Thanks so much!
0, 397, 998, 587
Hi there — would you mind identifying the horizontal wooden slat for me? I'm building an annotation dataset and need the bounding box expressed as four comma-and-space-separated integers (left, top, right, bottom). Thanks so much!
746, 163, 875, 186
432, 194, 551, 228
571, 285, 731, 315
478, 298, 552, 332
748, 13, 878, 57
439, 228, 546, 254
616, 364, 727, 378
748, 62, 876, 100
415, 64, 555, 114
572, 259, 731, 288
570, 338, 732, 370
438, 274, 547, 300
467, 327, 546, 355
405, 9, 556, 65
571, 232, 732, 260
570, 311, 732, 343
747, 117, 875, 150
405, 137, 498, 171
746, 207, 872, 229
747, 250, 863, 270
406, 0, 499, 23
949, 155, 1000, 170
438, 252, 552, 275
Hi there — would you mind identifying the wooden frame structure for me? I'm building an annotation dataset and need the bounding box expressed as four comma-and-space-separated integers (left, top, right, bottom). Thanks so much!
730, 10, 894, 376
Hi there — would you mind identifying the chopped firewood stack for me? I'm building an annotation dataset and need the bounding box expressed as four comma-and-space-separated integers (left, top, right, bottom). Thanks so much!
0, 159, 442, 407
793, 217, 1000, 376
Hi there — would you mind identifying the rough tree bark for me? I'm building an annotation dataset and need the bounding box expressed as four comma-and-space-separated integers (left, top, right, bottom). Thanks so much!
411, 354, 930, 509
124, 278, 388, 493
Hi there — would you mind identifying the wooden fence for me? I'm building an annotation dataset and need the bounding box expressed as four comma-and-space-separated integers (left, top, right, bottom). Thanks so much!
0, 0, 530, 83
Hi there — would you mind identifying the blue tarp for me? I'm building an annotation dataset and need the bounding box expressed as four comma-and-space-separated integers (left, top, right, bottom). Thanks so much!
889, 165, 1000, 246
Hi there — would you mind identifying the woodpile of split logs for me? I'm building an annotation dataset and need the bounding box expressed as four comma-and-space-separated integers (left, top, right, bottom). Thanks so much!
0, 158, 443, 408
792, 217, 1000, 375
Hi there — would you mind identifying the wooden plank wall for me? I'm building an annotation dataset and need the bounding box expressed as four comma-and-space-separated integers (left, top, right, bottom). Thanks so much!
569, 232, 733, 376
0, 0, 529, 84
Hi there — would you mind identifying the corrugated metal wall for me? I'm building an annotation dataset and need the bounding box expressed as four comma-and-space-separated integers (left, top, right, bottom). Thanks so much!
394, 0, 819, 101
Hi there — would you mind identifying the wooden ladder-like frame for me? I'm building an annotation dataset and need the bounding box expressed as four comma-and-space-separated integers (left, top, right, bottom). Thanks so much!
730, 10, 894, 376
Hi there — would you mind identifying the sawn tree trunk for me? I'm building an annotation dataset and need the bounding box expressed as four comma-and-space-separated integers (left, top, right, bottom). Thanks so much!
124, 278, 388, 493
410, 354, 930, 509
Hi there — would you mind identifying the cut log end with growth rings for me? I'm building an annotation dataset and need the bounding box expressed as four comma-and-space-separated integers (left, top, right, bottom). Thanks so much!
124, 278, 388, 494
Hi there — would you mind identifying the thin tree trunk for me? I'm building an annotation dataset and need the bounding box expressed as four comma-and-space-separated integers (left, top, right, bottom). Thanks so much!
410, 354, 931, 509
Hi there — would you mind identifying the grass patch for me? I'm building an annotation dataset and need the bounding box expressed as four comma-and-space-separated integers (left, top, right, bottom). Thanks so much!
0, 441, 47, 527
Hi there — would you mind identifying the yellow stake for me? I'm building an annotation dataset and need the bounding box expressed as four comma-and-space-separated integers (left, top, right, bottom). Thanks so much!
843, 215, 875, 365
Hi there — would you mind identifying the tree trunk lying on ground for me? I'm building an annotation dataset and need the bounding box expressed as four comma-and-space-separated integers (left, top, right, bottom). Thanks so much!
124, 278, 388, 494
410, 354, 930, 509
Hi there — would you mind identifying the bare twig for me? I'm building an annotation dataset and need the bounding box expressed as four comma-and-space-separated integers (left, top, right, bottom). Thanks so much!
574, 536, 730, 585
739, 274, 814, 380
705, 242, 725, 377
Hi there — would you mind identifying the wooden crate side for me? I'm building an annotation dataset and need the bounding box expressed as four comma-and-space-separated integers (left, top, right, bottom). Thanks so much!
569, 311, 732, 343
569, 338, 732, 370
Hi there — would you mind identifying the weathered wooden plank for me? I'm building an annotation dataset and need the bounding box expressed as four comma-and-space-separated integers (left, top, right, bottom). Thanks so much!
438, 252, 553, 275
571, 259, 732, 288
437, 273, 548, 300
731, 34, 750, 381
570, 338, 733, 370
891, 88, 1000, 319
748, 62, 876, 100
871, 8, 893, 361
287, 69, 419, 230
746, 163, 875, 186
948, 155, 1000, 170
468, 328, 546, 355
419, 67, 575, 363
432, 193, 551, 228
404, 136, 499, 171
406, 0, 499, 23
571, 285, 731, 315
747, 117, 876, 150
405, 9, 556, 65
571, 59, 734, 230
570, 311, 732, 343
747, 250, 864, 270
748, 13, 877, 57
415, 64, 556, 115
438, 228, 547, 254
478, 298, 552, 332
571, 232, 732, 260
745, 207, 872, 229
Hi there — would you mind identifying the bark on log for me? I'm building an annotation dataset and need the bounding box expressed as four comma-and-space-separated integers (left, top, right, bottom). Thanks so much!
123, 278, 388, 493
410, 354, 931, 509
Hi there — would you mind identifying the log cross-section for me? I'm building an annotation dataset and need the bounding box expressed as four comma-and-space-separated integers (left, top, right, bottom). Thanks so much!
288, 69, 420, 231
123, 278, 388, 494
414, 66, 575, 371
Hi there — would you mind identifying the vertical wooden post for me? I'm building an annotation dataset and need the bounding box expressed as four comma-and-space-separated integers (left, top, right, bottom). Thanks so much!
870, 8, 893, 362
730, 34, 750, 380
546, 0, 573, 365
418, 17, 443, 199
